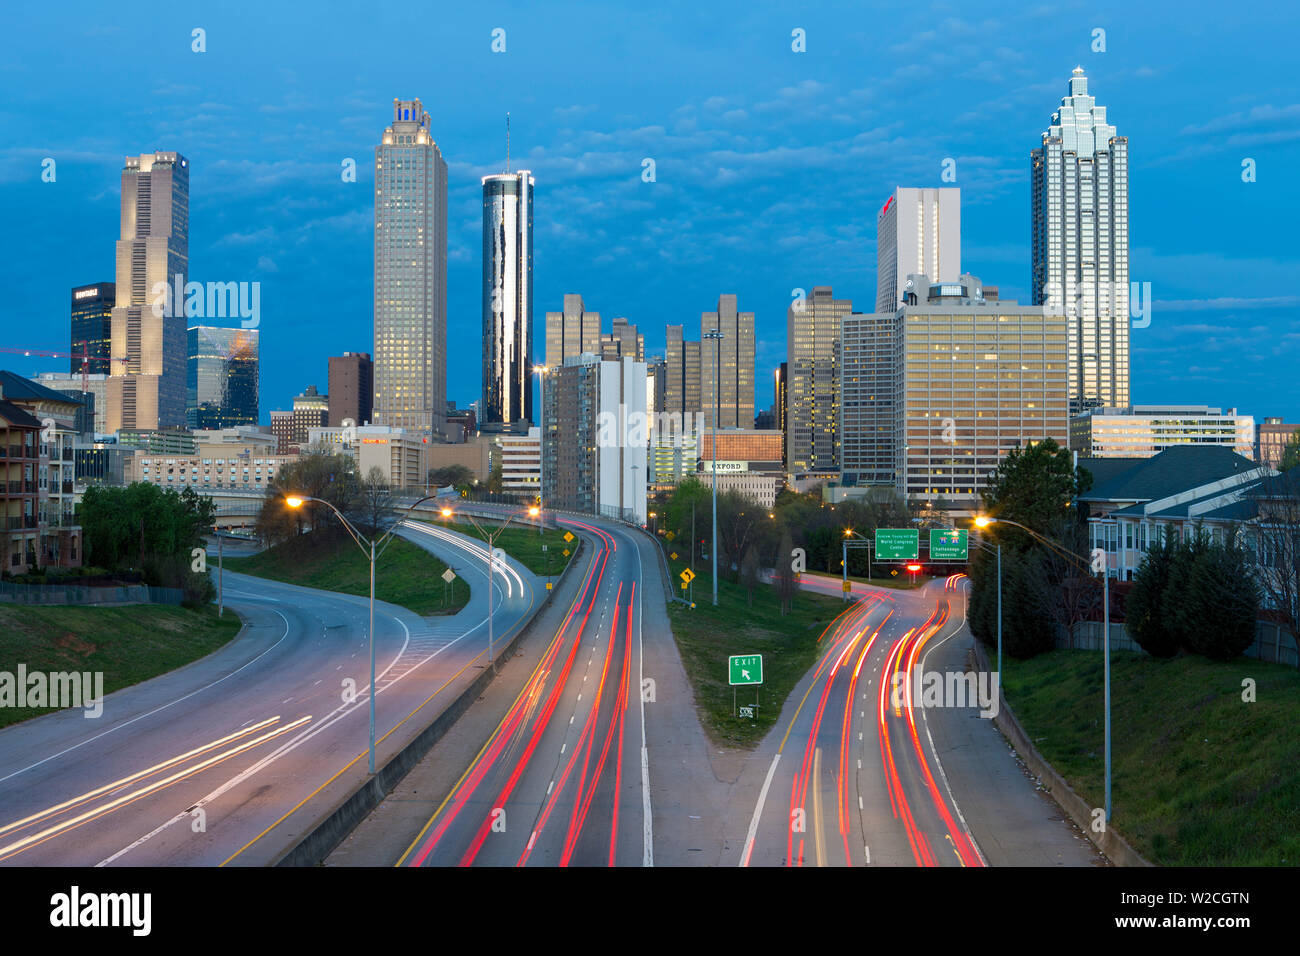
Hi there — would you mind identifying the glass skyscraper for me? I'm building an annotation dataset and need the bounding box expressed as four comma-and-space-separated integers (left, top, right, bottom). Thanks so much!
187, 326, 258, 428
373, 98, 448, 438
1031, 67, 1129, 414
482, 171, 534, 427
70, 282, 114, 374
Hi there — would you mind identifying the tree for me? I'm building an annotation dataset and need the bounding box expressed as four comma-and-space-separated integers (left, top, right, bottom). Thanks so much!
1164, 529, 1212, 649
1183, 538, 1261, 660
78, 482, 216, 601
356, 466, 395, 539
487, 461, 504, 495
773, 527, 797, 616
428, 464, 475, 490
1279, 432, 1300, 473
716, 489, 760, 581
1249, 468, 1300, 647
257, 451, 360, 544
981, 438, 1091, 536
740, 543, 760, 607
1126, 532, 1181, 657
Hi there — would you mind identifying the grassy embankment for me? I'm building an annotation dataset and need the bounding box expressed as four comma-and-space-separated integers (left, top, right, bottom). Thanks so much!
0, 603, 240, 729
223, 529, 469, 615
662, 551, 848, 747
997, 648, 1300, 865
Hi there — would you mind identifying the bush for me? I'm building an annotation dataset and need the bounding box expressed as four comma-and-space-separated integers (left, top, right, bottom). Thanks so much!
1183, 540, 1260, 660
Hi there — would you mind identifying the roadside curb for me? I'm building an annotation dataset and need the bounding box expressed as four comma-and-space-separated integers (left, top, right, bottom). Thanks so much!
271, 538, 587, 867
969, 636, 1152, 867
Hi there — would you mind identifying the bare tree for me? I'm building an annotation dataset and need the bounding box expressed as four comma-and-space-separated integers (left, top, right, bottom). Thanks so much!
1249, 469, 1300, 650
740, 543, 760, 607
356, 466, 396, 540
773, 527, 797, 616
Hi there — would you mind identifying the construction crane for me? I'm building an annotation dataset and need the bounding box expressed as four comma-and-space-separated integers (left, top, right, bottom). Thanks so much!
0, 344, 98, 397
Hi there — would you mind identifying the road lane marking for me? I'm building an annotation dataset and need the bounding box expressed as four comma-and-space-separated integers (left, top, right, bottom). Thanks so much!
738, 753, 781, 866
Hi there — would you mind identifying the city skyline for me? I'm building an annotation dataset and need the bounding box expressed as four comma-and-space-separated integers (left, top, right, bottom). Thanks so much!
2, 4, 1298, 425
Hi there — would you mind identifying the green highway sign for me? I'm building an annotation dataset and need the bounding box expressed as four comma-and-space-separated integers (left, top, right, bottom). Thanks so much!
875, 528, 919, 561
728, 654, 763, 686
929, 528, 969, 561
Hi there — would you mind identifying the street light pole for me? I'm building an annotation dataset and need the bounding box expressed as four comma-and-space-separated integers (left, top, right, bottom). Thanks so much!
704, 328, 722, 606
976, 514, 1106, 821
284, 491, 447, 775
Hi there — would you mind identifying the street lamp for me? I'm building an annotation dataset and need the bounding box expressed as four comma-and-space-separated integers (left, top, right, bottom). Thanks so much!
976, 513, 1111, 821
284, 491, 447, 775
842, 528, 873, 600
440, 502, 540, 674
703, 328, 723, 607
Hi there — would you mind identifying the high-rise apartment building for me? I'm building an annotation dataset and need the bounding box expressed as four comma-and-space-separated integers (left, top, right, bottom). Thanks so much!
544, 294, 600, 368
541, 354, 647, 524
482, 170, 535, 427
875, 188, 961, 313
1032, 67, 1129, 413
70, 283, 115, 375
328, 352, 374, 427
106, 151, 189, 432
373, 98, 448, 439
786, 286, 849, 474
839, 313, 896, 487
699, 295, 755, 430
186, 326, 258, 429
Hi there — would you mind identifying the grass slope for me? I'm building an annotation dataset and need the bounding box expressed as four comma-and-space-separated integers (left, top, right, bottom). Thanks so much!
664, 553, 848, 747
998, 648, 1300, 865
0, 603, 240, 729
224, 530, 469, 616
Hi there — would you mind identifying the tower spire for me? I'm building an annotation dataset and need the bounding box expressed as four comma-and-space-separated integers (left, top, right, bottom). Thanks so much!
506, 112, 511, 174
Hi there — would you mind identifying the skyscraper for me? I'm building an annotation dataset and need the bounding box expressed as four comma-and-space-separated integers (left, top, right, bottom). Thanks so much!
875, 187, 961, 313
374, 98, 448, 439
482, 170, 535, 427
699, 295, 755, 430
70, 283, 114, 375
545, 293, 600, 368
664, 325, 701, 419
328, 352, 374, 427
1032, 67, 1129, 413
106, 151, 189, 432
187, 326, 258, 429
786, 286, 849, 474
601, 318, 644, 362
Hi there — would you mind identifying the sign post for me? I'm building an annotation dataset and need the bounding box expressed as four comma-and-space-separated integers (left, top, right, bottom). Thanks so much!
728, 653, 763, 717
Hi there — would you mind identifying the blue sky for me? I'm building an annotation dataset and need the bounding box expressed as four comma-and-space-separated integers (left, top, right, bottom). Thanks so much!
2, 0, 1298, 422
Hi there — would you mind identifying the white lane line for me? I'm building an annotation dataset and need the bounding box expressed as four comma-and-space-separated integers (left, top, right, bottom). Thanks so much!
915, 596, 988, 867
739, 753, 781, 867
0, 609, 292, 787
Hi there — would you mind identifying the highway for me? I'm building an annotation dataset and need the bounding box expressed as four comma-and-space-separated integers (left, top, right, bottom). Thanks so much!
399, 514, 655, 867
739, 573, 992, 867
0, 521, 537, 866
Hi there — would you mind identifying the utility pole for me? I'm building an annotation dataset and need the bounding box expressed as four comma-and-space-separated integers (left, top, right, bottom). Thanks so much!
704, 328, 722, 606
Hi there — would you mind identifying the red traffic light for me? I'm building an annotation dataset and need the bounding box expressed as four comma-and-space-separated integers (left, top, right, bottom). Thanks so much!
906, 564, 921, 572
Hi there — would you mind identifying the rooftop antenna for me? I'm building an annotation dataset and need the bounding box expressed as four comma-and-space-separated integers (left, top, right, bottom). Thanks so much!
506, 112, 511, 173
